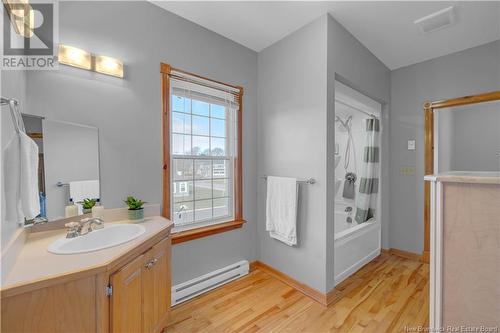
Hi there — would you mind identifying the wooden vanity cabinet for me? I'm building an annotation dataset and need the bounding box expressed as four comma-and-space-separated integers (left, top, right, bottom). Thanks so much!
1, 234, 171, 333
110, 237, 171, 333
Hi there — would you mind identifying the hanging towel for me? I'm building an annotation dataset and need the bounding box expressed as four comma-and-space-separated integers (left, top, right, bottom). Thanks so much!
265, 176, 298, 246
4, 136, 23, 223
69, 180, 100, 202
3, 132, 40, 223
19, 132, 40, 219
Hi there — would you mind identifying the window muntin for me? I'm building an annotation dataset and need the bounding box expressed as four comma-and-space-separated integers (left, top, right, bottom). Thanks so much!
170, 83, 237, 229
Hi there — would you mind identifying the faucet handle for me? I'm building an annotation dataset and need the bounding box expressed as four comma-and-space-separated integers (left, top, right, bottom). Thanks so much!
65, 222, 80, 238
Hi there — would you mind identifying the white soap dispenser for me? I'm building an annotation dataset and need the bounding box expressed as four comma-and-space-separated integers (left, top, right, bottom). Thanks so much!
92, 199, 104, 218
65, 198, 78, 218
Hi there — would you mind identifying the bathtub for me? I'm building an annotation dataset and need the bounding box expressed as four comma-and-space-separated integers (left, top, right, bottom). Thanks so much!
334, 202, 381, 285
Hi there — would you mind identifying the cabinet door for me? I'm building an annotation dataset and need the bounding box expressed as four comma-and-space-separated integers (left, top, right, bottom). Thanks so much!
110, 254, 144, 333
143, 237, 171, 333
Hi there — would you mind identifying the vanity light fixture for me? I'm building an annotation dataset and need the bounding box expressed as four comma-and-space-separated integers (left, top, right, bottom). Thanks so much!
94, 55, 124, 78
57, 45, 125, 78
58, 44, 92, 70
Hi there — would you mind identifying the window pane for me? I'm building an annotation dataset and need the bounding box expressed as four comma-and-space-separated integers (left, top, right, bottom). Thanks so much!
213, 197, 230, 219
211, 137, 226, 156
211, 104, 226, 119
172, 112, 191, 134
173, 159, 193, 181
172, 95, 191, 113
172, 95, 184, 112
192, 136, 210, 156
192, 115, 209, 136
194, 160, 211, 179
172, 134, 191, 155
213, 179, 229, 198
211, 118, 226, 137
173, 181, 193, 203
194, 180, 212, 200
192, 100, 209, 116
173, 201, 193, 225
213, 160, 228, 178
194, 200, 212, 221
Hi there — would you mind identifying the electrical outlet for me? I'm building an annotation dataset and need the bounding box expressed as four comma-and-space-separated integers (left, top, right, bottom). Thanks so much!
400, 166, 416, 176
407, 140, 416, 150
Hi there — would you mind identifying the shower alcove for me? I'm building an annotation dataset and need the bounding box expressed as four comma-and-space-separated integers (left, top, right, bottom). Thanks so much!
333, 81, 383, 285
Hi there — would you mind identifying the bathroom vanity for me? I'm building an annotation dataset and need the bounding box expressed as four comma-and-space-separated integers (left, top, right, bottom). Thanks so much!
425, 172, 500, 330
1, 215, 173, 333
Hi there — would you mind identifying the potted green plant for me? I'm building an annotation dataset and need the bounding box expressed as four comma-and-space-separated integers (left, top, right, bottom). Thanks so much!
124, 196, 146, 221
80, 198, 97, 214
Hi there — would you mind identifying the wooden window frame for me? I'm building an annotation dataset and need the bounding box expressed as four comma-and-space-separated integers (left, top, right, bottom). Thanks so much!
423, 90, 500, 263
160, 63, 245, 245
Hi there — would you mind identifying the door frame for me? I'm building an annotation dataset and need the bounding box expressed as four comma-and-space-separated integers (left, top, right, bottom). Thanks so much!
422, 90, 500, 262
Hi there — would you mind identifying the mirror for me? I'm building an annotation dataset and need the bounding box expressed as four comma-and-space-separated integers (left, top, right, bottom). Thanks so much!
436, 100, 500, 172
22, 115, 100, 223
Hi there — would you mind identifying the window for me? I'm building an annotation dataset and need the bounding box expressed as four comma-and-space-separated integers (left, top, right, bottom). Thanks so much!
161, 64, 244, 243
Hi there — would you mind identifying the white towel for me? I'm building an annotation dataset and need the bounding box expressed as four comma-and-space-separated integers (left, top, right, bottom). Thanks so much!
19, 132, 40, 219
69, 180, 100, 203
265, 176, 298, 246
3, 133, 40, 223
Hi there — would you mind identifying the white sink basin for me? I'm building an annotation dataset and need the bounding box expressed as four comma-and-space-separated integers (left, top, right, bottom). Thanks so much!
48, 223, 146, 255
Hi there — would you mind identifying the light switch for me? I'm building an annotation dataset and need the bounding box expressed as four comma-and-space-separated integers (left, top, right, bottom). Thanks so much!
407, 140, 416, 150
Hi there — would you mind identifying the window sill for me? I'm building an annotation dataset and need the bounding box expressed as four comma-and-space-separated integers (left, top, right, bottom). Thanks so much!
171, 219, 246, 245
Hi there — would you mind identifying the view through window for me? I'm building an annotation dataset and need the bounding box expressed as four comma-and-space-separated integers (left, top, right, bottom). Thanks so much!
170, 81, 238, 229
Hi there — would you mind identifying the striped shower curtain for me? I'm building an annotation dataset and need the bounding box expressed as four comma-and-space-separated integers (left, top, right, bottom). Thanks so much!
355, 118, 380, 223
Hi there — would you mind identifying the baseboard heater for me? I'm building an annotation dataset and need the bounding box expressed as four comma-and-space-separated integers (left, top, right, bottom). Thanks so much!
171, 260, 249, 306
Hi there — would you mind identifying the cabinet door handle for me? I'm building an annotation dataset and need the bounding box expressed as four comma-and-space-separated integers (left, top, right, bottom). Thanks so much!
144, 258, 158, 269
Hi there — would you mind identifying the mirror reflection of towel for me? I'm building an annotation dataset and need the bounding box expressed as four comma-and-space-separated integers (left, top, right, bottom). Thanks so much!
69, 180, 100, 202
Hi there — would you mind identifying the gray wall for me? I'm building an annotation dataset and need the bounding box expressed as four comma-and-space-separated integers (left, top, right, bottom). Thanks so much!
256, 14, 391, 293
390, 40, 500, 254
326, 15, 391, 292
257, 16, 329, 292
1, 70, 27, 245
22, 1, 258, 284
450, 103, 500, 171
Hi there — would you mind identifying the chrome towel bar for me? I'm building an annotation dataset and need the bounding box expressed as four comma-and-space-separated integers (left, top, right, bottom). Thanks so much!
261, 176, 316, 185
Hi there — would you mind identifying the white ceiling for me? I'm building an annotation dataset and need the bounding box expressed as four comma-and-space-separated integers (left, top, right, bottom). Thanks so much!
153, 1, 500, 70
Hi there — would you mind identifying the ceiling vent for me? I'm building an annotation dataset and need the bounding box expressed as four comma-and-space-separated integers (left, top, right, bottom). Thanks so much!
414, 6, 456, 34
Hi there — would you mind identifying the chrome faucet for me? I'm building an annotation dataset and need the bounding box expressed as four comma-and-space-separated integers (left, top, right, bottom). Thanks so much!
80, 217, 104, 234
65, 217, 104, 238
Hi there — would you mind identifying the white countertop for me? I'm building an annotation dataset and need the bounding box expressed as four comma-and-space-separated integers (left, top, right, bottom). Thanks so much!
1, 216, 172, 293
424, 171, 500, 184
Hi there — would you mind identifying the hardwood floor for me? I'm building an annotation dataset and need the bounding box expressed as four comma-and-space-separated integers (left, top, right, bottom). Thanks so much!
165, 253, 429, 332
